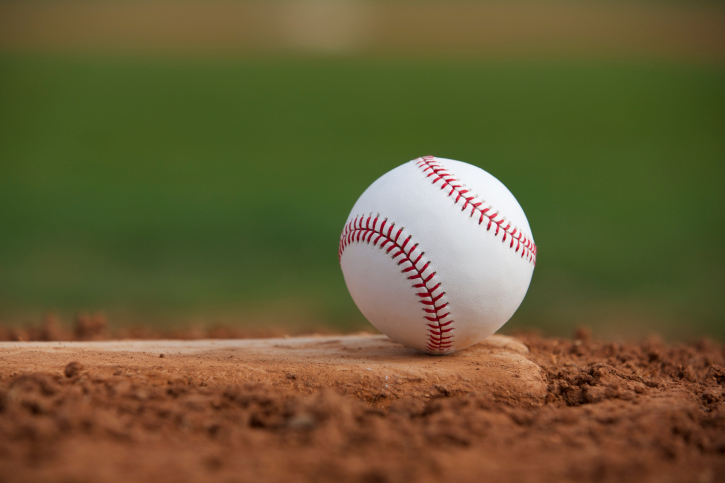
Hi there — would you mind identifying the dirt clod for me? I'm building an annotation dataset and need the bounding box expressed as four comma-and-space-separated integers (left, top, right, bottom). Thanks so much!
63, 361, 83, 378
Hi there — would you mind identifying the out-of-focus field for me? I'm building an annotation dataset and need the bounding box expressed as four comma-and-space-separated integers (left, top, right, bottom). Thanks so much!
2, 1, 724, 60
1, 57, 723, 337
0, 0, 723, 339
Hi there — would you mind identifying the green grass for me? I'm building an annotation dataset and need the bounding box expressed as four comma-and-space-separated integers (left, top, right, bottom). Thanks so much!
0, 56, 723, 338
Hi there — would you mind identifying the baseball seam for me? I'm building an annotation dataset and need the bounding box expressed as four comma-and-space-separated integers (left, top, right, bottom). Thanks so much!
415, 156, 537, 265
339, 214, 454, 353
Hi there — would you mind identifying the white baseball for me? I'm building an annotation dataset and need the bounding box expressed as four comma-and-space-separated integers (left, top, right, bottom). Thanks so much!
339, 156, 537, 355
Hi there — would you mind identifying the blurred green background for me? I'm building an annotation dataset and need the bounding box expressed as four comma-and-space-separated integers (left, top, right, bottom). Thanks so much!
0, 1, 723, 339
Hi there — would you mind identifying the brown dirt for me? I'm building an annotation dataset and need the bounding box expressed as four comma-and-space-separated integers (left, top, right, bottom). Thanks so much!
0, 312, 300, 342
1, 330, 724, 483
1, 1, 724, 60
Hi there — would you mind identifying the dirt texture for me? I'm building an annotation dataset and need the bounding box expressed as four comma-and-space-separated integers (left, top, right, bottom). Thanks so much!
0, 331, 724, 483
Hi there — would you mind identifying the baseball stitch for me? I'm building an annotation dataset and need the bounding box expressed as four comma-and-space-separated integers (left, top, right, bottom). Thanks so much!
415, 156, 538, 265
339, 214, 454, 353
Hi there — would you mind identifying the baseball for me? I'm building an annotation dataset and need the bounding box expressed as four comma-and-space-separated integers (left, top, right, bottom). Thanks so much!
339, 156, 537, 355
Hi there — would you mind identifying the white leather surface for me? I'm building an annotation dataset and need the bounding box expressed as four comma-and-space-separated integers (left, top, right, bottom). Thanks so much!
339, 157, 535, 354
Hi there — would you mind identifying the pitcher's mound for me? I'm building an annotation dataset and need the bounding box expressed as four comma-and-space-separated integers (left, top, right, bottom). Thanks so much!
1, 333, 723, 483
1, 334, 547, 407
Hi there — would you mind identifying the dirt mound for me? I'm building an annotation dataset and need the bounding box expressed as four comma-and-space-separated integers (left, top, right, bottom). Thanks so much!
0, 332, 723, 483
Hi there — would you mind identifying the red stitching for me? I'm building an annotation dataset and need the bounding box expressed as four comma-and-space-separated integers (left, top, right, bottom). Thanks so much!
339, 214, 454, 354
415, 156, 537, 265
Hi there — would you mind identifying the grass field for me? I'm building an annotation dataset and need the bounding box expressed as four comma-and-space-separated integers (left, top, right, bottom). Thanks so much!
0, 56, 723, 338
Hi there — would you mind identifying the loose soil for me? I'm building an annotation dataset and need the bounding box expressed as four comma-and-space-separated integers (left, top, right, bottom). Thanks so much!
0, 330, 724, 483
